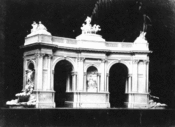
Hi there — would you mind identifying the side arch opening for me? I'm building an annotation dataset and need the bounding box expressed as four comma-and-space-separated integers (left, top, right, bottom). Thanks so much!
109, 63, 128, 108
54, 60, 73, 107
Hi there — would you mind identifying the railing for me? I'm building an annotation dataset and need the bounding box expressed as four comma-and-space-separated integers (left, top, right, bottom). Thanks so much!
106, 41, 133, 48
52, 36, 77, 44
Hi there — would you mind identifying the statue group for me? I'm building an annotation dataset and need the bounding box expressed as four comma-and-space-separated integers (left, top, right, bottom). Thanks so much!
81, 16, 101, 34
6, 69, 36, 107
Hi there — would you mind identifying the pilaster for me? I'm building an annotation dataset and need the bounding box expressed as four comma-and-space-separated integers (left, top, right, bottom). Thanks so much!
77, 57, 85, 91
83, 72, 87, 91
47, 54, 53, 90
132, 60, 139, 92
35, 53, 45, 90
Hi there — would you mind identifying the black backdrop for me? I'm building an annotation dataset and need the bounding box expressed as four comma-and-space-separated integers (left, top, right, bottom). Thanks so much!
1, 0, 175, 108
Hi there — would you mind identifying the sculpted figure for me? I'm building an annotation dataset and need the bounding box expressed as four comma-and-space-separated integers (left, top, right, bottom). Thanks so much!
139, 31, 146, 40
27, 21, 51, 37
92, 24, 101, 33
85, 16, 91, 25
81, 16, 101, 34
81, 16, 92, 34
6, 69, 36, 106
26, 69, 34, 84
38, 21, 47, 31
31, 21, 38, 33
16, 69, 34, 96
87, 72, 97, 92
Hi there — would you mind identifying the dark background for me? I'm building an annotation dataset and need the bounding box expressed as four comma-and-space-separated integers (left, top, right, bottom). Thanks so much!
0, 0, 175, 108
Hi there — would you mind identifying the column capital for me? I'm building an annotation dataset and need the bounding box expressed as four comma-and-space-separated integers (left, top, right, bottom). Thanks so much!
78, 57, 85, 62
128, 74, 132, 77
133, 59, 139, 64
35, 53, 45, 58
97, 73, 101, 76
106, 73, 109, 77
71, 71, 77, 75
145, 60, 150, 64
84, 72, 87, 76
48, 54, 53, 59
101, 59, 108, 63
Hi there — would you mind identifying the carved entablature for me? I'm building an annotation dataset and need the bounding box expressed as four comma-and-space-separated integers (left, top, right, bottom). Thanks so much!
138, 60, 149, 64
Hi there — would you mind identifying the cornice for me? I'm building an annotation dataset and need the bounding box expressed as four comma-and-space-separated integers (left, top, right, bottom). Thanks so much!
20, 42, 152, 54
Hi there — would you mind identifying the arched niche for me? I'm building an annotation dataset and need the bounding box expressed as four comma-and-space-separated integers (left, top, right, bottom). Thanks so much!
26, 61, 35, 88
86, 66, 98, 92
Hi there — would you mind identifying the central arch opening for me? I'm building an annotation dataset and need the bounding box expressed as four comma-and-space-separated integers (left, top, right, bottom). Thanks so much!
54, 60, 73, 107
109, 63, 128, 108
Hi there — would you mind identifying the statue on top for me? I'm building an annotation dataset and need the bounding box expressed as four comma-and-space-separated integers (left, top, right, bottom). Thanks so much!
38, 21, 47, 31
27, 21, 51, 37
31, 21, 38, 33
81, 16, 101, 34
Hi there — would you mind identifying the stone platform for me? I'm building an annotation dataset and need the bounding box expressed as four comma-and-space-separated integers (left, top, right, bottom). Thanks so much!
1, 108, 175, 126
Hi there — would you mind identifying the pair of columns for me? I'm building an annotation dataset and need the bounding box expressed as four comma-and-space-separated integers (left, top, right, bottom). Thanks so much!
132, 60, 149, 93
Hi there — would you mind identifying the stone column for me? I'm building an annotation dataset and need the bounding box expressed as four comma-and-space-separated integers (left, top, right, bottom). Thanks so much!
145, 60, 149, 93
72, 71, 77, 91
51, 69, 54, 91
104, 59, 108, 92
125, 75, 129, 93
141, 60, 147, 93
66, 74, 71, 92
106, 73, 109, 92
128, 74, 132, 93
132, 60, 138, 92
83, 72, 87, 91
77, 57, 84, 91
47, 55, 52, 90
97, 73, 101, 92
36, 53, 44, 90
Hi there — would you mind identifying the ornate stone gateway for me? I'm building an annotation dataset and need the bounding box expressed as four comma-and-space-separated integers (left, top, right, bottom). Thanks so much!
8, 17, 152, 108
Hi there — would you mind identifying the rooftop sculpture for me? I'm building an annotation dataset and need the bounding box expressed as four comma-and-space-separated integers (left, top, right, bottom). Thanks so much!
27, 21, 51, 37
81, 16, 101, 34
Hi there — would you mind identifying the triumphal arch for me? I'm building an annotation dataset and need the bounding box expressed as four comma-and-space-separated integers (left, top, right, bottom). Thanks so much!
19, 17, 151, 108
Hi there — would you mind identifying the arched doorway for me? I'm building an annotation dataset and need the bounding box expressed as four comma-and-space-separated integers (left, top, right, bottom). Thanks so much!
54, 60, 73, 107
109, 63, 128, 108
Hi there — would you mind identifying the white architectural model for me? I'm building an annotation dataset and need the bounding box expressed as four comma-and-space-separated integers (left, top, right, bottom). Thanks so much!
7, 18, 161, 108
